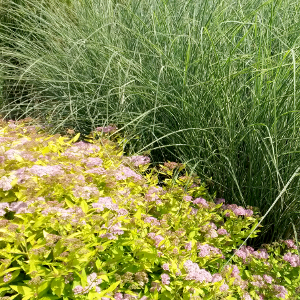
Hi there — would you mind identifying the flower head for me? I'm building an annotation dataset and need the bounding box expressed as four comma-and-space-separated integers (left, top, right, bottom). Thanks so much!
193, 198, 208, 207
161, 273, 170, 285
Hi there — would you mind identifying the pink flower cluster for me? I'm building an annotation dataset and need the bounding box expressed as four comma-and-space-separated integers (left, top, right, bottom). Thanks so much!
214, 198, 225, 205
4, 149, 23, 160
0, 202, 10, 216
9, 167, 32, 185
148, 232, 165, 248
183, 260, 212, 283
211, 273, 223, 283
3, 273, 12, 282
223, 204, 253, 217
96, 125, 117, 133
185, 242, 192, 251
0, 201, 38, 215
183, 195, 193, 202
150, 282, 161, 292
3, 147, 38, 163
144, 216, 160, 226
189, 207, 198, 215
284, 239, 297, 249
115, 165, 142, 182
197, 243, 223, 258
217, 228, 229, 235
219, 284, 229, 292
129, 155, 151, 167
85, 167, 107, 175
118, 208, 128, 216
234, 246, 269, 263
0, 175, 16, 191
242, 293, 252, 300
72, 273, 102, 295
82, 157, 103, 168
201, 222, 219, 238
73, 185, 99, 199
92, 197, 119, 212
224, 265, 240, 278
161, 273, 170, 285
62, 141, 100, 158
145, 186, 164, 204
273, 284, 288, 299
28, 164, 65, 177
42, 205, 84, 220
250, 274, 273, 288
193, 197, 209, 208
283, 252, 300, 267
100, 222, 124, 240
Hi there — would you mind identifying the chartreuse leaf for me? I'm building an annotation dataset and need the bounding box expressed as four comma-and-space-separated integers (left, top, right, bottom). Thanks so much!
244, 270, 251, 278
81, 200, 89, 213
189, 231, 196, 238
38, 280, 50, 297
284, 276, 291, 284
0, 287, 10, 294
98, 274, 109, 282
51, 278, 65, 297
101, 280, 121, 295
65, 198, 74, 208
134, 208, 142, 219
10, 285, 33, 296
0, 267, 21, 277
71, 133, 80, 143
88, 291, 101, 300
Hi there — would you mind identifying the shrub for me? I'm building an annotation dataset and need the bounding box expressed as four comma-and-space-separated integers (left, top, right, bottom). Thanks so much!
0, 118, 299, 299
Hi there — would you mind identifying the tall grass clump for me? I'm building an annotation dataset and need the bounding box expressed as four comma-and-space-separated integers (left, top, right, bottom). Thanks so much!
1, 0, 300, 245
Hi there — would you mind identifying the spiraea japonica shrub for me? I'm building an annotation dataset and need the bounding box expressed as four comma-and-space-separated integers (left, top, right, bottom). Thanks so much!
0, 117, 299, 300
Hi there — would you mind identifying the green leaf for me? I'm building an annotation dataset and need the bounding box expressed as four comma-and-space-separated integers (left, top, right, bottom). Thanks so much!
164, 285, 172, 291
51, 278, 65, 297
98, 274, 109, 282
88, 291, 101, 300
276, 272, 281, 278
10, 285, 33, 295
189, 231, 196, 239
0, 287, 10, 294
32, 217, 46, 229
65, 199, 74, 208
77, 269, 87, 287
71, 133, 80, 143
0, 267, 21, 277
134, 208, 142, 220
81, 200, 89, 214
124, 290, 138, 295
244, 270, 251, 278
38, 280, 50, 297
102, 281, 121, 294
96, 259, 102, 270
284, 276, 291, 284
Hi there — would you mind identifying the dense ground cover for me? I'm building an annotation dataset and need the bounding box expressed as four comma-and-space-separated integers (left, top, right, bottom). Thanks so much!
1, 0, 300, 245
0, 117, 299, 299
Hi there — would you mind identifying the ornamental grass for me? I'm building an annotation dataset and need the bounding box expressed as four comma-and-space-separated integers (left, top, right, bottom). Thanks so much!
1, 0, 300, 246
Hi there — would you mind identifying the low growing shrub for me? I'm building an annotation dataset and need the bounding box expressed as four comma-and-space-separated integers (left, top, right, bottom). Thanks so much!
0, 118, 299, 300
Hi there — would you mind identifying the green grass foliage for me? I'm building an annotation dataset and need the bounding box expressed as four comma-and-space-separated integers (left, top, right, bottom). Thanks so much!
0, 118, 299, 299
